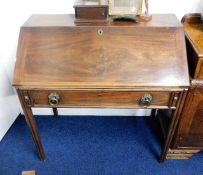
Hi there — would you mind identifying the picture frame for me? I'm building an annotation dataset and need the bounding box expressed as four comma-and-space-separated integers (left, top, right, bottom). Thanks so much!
109, 0, 143, 16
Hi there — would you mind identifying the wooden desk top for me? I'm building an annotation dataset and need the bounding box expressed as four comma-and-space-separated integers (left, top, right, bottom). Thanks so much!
22, 14, 182, 27
13, 14, 189, 89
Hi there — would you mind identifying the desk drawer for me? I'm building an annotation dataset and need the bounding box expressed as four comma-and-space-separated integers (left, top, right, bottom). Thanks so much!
24, 90, 178, 109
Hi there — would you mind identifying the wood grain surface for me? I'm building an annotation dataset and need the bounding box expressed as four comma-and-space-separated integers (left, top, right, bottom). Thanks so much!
13, 14, 189, 89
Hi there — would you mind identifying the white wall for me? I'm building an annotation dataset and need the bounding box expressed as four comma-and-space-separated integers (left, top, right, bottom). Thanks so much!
0, 0, 202, 140
0, 59, 20, 141
150, 0, 203, 19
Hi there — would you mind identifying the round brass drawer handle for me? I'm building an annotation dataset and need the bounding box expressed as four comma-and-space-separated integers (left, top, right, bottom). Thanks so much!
139, 94, 153, 106
48, 93, 60, 106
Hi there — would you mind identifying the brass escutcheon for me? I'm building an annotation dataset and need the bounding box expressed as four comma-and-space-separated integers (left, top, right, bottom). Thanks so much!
97, 28, 103, 36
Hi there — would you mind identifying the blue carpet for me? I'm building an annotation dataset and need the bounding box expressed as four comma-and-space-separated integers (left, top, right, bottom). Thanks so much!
0, 115, 202, 175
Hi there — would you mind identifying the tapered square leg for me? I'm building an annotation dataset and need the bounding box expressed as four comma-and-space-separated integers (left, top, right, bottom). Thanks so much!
17, 89, 45, 161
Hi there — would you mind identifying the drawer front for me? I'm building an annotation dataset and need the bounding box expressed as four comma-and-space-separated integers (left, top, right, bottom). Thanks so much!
75, 7, 107, 20
25, 90, 175, 108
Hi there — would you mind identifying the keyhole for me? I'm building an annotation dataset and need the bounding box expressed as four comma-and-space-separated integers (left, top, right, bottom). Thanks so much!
98, 29, 103, 36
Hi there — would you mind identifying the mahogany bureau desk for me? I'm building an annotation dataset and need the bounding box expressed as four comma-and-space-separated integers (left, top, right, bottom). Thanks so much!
13, 14, 189, 162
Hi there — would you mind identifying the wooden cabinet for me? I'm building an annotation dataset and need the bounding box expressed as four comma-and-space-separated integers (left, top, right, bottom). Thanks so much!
175, 86, 203, 148
168, 14, 203, 158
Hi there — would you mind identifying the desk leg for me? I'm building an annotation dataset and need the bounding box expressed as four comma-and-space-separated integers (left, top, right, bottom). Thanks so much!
17, 90, 45, 161
160, 90, 187, 162
53, 108, 58, 116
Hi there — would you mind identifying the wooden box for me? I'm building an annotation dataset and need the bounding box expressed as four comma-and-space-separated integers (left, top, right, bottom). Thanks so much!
74, 0, 108, 23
